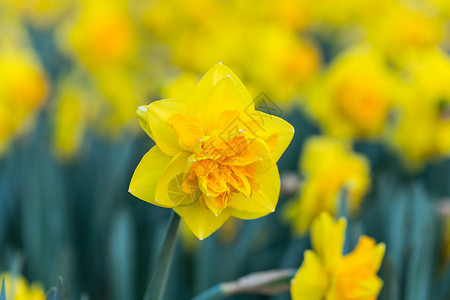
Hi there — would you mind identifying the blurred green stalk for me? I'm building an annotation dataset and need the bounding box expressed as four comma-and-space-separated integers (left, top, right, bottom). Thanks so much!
191, 269, 296, 300
143, 211, 181, 300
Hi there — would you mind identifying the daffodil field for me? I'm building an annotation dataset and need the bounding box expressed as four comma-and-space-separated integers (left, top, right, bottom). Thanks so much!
1, 0, 450, 299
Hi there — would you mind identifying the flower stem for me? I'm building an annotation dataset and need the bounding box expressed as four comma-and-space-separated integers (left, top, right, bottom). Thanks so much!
143, 211, 181, 300
191, 269, 296, 300
191, 284, 226, 300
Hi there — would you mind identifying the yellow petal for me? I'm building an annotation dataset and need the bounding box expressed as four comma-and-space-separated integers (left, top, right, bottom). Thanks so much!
341, 236, 386, 274
311, 212, 346, 273
129, 146, 173, 207
195, 76, 255, 129
147, 98, 192, 156
228, 164, 280, 214
167, 113, 205, 151
155, 151, 195, 207
231, 209, 269, 220
250, 111, 295, 162
174, 202, 232, 240
291, 250, 329, 300
189, 63, 254, 111
136, 105, 153, 139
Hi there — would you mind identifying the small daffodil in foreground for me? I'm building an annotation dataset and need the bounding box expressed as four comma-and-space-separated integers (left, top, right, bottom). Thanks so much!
291, 212, 385, 300
0, 273, 45, 300
129, 63, 294, 239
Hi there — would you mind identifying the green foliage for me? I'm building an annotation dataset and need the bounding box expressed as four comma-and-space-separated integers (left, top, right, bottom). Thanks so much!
1, 278, 5, 300
46, 278, 66, 300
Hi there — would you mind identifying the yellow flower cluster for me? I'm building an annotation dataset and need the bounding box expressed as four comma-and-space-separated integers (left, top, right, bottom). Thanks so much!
140, 0, 320, 103
301, 0, 450, 166
285, 137, 370, 234
291, 213, 385, 300
0, 273, 45, 300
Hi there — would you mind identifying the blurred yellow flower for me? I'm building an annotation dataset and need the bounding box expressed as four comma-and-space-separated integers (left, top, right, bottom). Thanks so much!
0, 273, 45, 300
57, 0, 154, 133
0, 18, 48, 155
3, 0, 75, 28
60, 0, 136, 69
304, 0, 387, 26
52, 73, 90, 159
306, 46, 399, 139
129, 63, 294, 239
140, 0, 319, 103
365, 1, 443, 64
245, 25, 320, 103
291, 212, 385, 300
393, 49, 450, 167
285, 137, 370, 234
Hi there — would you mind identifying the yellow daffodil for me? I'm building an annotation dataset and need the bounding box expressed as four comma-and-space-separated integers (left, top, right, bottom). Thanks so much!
393, 49, 450, 167
139, 0, 320, 103
304, 0, 387, 26
285, 137, 370, 234
364, 1, 443, 64
52, 73, 90, 159
3, 0, 75, 28
0, 17, 48, 155
56, 0, 154, 133
306, 46, 400, 139
129, 63, 294, 239
291, 212, 385, 300
0, 273, 45, 300
58, 0, 137, 69
245, 25, 320, 103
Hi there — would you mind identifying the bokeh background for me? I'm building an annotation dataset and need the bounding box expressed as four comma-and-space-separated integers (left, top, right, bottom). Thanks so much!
1, 0, 450, 299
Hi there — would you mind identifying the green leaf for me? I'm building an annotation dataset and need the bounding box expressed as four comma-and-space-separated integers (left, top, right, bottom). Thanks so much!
143, 211, 181, 300
1, 278, 6, 300
46, 277, 65, 300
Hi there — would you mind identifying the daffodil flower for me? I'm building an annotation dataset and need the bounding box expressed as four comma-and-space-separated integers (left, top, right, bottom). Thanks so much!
0, 273, 45, 300
129, 63, 294, 239
291, 212, 385, 300
285, 136, 370, 235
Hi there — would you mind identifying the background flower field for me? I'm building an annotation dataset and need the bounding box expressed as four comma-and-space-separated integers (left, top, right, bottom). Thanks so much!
1, 0, 450, 299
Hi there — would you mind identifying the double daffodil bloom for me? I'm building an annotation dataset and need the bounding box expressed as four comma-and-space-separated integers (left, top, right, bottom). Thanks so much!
0, 273, 45, 300
291, 212, 385, 300
285, 137, 370, 234
129, 63, 294, 239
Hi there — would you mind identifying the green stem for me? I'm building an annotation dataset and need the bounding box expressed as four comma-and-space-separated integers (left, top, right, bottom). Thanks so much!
191, 269, 295, 300
191, 284, 226, 300
143, 211, 181, 300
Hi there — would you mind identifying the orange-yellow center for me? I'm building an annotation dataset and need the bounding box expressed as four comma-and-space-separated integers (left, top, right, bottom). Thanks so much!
168, 111, 268, 216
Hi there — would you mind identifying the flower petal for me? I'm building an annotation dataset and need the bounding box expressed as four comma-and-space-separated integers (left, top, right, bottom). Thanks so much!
311, 212, 346, 273
174, 202, 232, 240
129, 146, 173, 207
155, 151, 196, 207
136, 105, 154, 139
231, 209, 269, 220
167, 113, 205, 151
147, 98, 193, 156
196, 76, 254, 129
228, 164, 280, 214
250, 111, 295, 162
291, 250, 328, 300
189, 63, 254, 110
